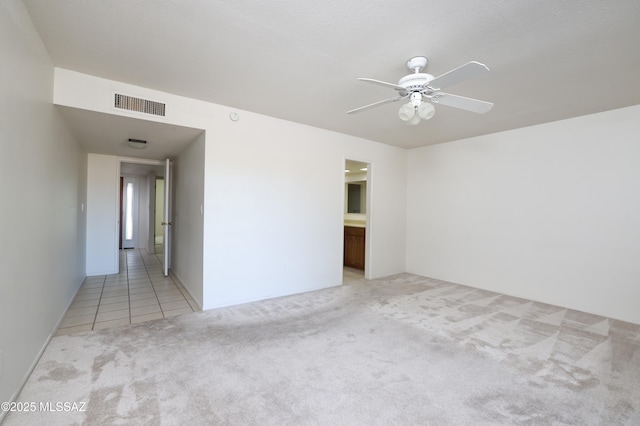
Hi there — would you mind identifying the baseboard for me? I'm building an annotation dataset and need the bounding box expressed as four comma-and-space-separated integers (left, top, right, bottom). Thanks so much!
202, 281, 342, 311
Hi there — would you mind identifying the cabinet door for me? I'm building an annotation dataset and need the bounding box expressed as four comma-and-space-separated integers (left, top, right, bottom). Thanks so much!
344, 227, 365, 270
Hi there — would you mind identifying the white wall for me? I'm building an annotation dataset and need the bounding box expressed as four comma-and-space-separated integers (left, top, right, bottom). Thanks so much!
0, 0, 86, 411
201, 111, 406, 308
54, 68, 407, 310
172, 134, 206, 307
86, 154, 118, 275
406, 105, 640, 324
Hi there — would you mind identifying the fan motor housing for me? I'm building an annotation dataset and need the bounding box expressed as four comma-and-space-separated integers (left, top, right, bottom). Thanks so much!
398, 73, 434, 93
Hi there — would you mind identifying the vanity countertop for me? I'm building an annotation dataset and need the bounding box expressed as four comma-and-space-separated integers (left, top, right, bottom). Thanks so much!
344, 221, 366, 228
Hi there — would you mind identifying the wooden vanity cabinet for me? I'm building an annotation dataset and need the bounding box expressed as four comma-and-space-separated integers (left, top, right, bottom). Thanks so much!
344, 226, 365, 270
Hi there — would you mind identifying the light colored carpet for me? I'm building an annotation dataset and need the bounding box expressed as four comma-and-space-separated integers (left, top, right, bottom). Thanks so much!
5, 273, 640, 425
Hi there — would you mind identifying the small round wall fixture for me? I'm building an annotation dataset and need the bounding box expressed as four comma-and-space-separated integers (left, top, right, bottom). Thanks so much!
229, 112, 239, 122
128, 138, 147, 149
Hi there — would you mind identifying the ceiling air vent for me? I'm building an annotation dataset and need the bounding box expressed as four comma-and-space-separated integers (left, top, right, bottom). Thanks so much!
114, 93, 166, 117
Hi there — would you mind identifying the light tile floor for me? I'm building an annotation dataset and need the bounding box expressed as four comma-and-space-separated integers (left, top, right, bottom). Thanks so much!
56, 249, 199, 335
343, 266, 365, 282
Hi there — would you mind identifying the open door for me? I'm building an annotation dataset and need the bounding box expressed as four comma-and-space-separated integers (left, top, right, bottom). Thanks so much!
147, 171, 156, 254
162, 159, 172, 276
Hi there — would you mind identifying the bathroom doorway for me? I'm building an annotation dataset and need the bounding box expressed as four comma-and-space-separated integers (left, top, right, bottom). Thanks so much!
344, 159, 370, 276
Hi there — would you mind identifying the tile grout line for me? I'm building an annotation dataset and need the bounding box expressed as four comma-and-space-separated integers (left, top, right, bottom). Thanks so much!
139, 248, 166, 318
94, 251, 130, 327
91, 275, 107, 330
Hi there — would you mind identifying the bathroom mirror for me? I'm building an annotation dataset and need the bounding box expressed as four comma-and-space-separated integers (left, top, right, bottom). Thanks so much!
345, 160, 368, 215
346, 182, 366, 213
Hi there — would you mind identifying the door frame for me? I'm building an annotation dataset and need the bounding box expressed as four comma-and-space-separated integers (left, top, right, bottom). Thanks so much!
146, 171, 157, 254
342, 157, 372, 280
116, 157, 165, 272
162, 158, 172, 276
120, 175, 139, 249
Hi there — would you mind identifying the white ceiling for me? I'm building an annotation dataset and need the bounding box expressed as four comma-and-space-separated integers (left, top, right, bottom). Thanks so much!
25, 0, 640, 150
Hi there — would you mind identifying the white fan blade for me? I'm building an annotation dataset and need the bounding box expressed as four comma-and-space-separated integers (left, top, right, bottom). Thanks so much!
347, 95, 407, 114
428, 61, 490, 90
357, 78, 405, 91
432, 93, 493, 113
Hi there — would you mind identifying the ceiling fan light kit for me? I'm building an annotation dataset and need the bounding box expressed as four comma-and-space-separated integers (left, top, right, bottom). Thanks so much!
347, 56, 493, 124
398, 91, 437, 125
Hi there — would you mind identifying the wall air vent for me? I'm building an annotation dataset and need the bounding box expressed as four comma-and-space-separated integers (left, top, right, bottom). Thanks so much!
114, 93, 166, 117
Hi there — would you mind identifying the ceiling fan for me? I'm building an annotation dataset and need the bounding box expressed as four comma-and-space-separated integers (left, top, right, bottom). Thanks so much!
347, 56, 493, 125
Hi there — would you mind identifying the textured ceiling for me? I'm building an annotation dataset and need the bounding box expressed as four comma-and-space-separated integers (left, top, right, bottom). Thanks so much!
24, 0, 640, 149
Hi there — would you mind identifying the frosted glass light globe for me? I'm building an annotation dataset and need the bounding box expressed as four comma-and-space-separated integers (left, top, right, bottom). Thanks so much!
398, 103, 415, 121
418, 102, 435, 120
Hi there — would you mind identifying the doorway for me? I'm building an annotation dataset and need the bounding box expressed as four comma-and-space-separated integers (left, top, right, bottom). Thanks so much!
121, 176, 138, 249
344, 159, 370, 276
118, 159, 170, 275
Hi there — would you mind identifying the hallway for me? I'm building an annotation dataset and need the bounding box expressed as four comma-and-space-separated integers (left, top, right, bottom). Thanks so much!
56, 249, 199, 335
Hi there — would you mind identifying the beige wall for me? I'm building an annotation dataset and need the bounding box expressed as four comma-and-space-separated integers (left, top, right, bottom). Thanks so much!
0, 1, 86, 411
86, 154, 118, 274
53, 68, 408, 311
172, 134, 206, 307
406, 105, 640, 324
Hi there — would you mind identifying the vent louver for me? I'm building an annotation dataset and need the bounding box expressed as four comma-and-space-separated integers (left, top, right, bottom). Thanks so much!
114, 93, 166, 117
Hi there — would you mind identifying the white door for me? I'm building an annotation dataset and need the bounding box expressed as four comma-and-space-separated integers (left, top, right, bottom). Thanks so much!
147, 172, 156, 254
121, 176, 137, 249
162, 159, 172, 276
